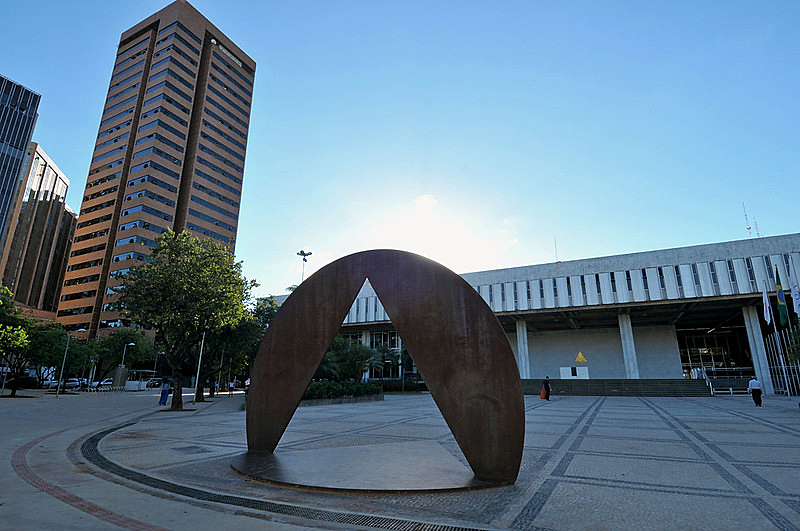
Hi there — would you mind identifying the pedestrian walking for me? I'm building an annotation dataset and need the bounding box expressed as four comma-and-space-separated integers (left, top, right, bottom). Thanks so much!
158, 378, 170, 406
748, 377, 762, 407
228, 380, 234, 396
542, 376, 551, 401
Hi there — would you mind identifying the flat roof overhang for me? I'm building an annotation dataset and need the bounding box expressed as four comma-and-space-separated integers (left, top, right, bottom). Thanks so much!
340, 294, 763, 335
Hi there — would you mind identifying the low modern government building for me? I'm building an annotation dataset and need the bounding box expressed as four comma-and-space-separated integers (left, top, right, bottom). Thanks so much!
338, 233, 800, 395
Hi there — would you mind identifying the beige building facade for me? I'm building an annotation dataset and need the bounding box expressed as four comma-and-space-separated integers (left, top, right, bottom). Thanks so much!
0, 142, 76, 314
57, 0, 255, 336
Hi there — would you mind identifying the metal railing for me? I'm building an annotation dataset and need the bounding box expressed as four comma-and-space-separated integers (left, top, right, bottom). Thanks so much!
764, 322, 799, 396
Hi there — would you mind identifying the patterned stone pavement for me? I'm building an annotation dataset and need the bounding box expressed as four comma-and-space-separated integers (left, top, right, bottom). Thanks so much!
5, 390, 800, 530
89, 393, 800, 530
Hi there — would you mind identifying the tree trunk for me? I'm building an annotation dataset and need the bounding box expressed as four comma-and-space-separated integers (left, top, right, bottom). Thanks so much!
170, 369, 183, 410
194, 372, 205, 402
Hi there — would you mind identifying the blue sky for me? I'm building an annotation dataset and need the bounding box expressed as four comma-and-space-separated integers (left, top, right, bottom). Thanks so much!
1, 1, 798, 297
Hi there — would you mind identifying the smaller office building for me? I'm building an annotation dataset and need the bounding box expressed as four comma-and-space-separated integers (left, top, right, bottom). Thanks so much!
338, 234, 800, 394
0, 142, 77, 314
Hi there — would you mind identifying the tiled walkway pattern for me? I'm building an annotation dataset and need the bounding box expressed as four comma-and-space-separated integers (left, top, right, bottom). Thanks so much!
92, 394, 800, 530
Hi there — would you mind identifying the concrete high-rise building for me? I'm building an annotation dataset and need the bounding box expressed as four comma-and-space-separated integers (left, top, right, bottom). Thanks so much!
0, 75, 41, 257
0, 143, 77, 315
57, 0, 255, 335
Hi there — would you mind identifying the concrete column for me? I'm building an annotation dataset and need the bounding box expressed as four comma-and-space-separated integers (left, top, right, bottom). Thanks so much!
742, 306, 775, 394
618, 313, 640, 379
514, 319, 531, 379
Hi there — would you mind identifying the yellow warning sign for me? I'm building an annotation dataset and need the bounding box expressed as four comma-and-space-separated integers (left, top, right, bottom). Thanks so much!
575, 351, 587, 363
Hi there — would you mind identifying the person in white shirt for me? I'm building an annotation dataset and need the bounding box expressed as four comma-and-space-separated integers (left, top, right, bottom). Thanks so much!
747, 377, 762, 407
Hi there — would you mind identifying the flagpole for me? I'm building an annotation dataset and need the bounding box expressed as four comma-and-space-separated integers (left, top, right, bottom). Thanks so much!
773, 268, 790, 396
773, 326, 790, 396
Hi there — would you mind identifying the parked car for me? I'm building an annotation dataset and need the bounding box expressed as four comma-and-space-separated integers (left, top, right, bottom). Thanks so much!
91, 378, 114, 388
41, 379, 58, 389
62, 378, 81, 390
145, 378, 162, 388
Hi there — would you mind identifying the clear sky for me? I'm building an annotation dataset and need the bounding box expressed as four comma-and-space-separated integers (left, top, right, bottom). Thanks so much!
1, 1, 798, 297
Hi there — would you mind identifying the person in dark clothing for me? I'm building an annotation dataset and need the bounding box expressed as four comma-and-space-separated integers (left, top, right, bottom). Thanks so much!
747, 377, 762, 407
543, 376, 551, 400
158, 378, 170, 406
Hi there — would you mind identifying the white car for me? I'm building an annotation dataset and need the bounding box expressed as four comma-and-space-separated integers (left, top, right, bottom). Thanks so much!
62, 378, 81, 389
91, 378, 114, 388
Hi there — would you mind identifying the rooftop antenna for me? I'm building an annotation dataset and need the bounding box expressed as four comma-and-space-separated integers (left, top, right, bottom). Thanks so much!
554, 236, 559, 262
742, 202, 752, 237
753, 217, 761, 238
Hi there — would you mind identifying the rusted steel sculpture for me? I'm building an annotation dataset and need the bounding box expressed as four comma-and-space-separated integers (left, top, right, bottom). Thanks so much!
246, 250, 524, 483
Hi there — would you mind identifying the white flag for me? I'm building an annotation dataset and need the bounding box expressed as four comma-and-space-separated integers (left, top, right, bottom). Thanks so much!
762, 285, 772, 324
789, 256, 800, 320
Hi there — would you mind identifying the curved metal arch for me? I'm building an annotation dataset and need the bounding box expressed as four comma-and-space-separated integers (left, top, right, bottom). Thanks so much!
246, 250, 524, 483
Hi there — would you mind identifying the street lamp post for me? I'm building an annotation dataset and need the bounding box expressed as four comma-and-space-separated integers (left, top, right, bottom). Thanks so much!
192, 331, 206, 404
153, 351, 163, 373
120, 342, 135, 368
57, 328, 86, 397
297, 249, 312, 282
118, 342, 135, 388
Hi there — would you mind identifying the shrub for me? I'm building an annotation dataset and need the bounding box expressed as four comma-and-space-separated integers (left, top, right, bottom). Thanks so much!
302, 380, 381, 400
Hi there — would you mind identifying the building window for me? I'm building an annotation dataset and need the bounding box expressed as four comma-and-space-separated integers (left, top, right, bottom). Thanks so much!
60, 290, 96, 302
764, 256, 774, 284
691, 263, 702, 293
745, 257, 757, 291
566, 277, 573, 305
709, 262, 720, 295
675, 266, 684, 297
513, 282, 518, 309
727, 260, 738, 294
658, 267, 667, 297
641, 269, 649, 297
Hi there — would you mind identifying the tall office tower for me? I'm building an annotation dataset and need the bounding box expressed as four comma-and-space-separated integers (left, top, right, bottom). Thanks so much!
57, 0, 255, 336
0, 75, 41, 257
0, 143, 77, 315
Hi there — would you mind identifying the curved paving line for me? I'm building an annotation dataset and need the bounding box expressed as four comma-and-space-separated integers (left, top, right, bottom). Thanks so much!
82, 422, 487, 531
12, 425, 166, 531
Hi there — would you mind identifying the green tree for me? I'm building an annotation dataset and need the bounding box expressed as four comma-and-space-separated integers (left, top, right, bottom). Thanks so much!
0, 323, 29, 396
789, 319, 800, 363
91, 328, 157, 382
0, 287, 30, 396
252, 295, 279, 330
195, 314, 262, 400
114, 231, 256, 409
373, 343, 399, 381
314, 335, 375, 382
22, 321, 68, 381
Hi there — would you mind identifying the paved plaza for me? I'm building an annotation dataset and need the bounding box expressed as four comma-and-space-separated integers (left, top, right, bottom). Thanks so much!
1, 389, 800, 530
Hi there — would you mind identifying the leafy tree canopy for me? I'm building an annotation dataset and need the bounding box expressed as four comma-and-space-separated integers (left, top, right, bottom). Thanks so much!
114, 230, 256, 409
314, 335, 376, 382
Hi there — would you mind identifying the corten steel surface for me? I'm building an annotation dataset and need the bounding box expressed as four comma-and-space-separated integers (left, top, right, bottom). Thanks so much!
245, 250, 524, 483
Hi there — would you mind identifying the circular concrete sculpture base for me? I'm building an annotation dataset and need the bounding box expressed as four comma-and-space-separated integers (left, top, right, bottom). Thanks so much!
231, 441, 500, 492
